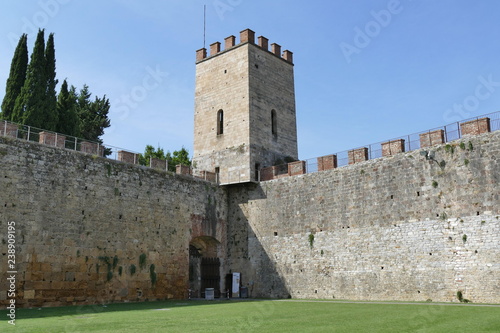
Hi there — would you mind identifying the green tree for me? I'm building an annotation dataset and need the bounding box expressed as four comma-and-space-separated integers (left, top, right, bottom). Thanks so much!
44, 32, 58, 129
166, 147, 191, 172
76, 84, 111, 142
139, 145, 166, 166
13, 29, 57, 130
1, 33, 28, 121
56, 79, 79, 136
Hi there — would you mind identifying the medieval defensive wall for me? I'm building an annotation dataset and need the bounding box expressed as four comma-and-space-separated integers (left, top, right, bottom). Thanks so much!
0, 117, 498, 307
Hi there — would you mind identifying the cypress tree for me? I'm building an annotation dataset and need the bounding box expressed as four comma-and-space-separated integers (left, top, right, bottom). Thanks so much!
56, 79, 79, 136
13, 29, 49, 129
1, 34, 28, 121
44, 32, 58, 130
76, 85, 110, 142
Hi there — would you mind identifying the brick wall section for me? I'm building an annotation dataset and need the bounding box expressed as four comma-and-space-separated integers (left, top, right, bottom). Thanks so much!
196, 48, 207, 62
224, 35, 235, 49
288, 160, 306, 176
240, 28, 255, 44
258, 36, 268, 50
1, 122, 18, 138
460, 117, 491, 136
227, 130, 500, 303
210, 42, 220, 56
420, 129, 445, 148
271, 43, 281, 56
39, 131, 66, 148
381, 139, 405, 157
317, 155, 337, 171
0, 137, 227, 308
117, 150, 138, 164
282, 50, 293, 63
348, 147, 369, 164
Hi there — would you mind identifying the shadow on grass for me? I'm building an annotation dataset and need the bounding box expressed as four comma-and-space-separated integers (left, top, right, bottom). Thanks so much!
0, 298, 271, 321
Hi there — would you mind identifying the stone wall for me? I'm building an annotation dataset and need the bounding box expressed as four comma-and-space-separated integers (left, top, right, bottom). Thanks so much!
227, 130, 500, 303
0, 137, 227, 308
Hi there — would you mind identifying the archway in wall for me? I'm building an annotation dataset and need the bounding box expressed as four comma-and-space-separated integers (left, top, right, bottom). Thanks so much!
189, 236, 220, 298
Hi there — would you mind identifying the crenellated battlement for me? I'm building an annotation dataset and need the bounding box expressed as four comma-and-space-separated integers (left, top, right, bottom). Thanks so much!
260, 114, 499, 181
196, 28, 293, 64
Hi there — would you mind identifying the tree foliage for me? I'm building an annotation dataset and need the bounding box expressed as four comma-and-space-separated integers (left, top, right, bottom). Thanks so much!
139, 145, 191, 171
139, 145, 166, 166
1, 33, 28, 121
56, 79, 79, 137
75, 84, 111, 142
44, 32, 58, 128
2, 32, 111, 144
166, 147, 191, 172
13, 29, 58, 130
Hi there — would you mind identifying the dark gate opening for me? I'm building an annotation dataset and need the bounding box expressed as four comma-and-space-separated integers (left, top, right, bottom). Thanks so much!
201, 257, 220, 297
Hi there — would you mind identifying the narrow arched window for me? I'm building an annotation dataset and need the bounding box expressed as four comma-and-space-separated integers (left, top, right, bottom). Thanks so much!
271, 109, 277, 137
217, 109, 224, 135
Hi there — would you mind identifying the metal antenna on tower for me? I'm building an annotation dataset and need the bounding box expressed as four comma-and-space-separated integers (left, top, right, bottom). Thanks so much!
203, 4, 206, 49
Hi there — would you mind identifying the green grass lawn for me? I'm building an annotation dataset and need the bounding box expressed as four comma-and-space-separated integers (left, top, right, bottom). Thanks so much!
1, 299, 499, 332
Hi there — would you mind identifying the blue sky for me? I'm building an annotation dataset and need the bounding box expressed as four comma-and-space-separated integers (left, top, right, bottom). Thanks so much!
1, 0, 500, 160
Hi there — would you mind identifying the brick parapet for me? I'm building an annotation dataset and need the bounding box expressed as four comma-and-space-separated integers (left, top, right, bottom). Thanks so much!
117, 150, 138, 164
317, 155, 337, 171
460, 117, 491, 136
420, 129, 445, 148
39, 131, 66, 148
381, 139, 405, 157
348, 147, 369, 164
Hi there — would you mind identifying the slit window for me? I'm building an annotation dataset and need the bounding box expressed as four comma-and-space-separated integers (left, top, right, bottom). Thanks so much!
271, 109, 277, 137
217, 109, 224, 135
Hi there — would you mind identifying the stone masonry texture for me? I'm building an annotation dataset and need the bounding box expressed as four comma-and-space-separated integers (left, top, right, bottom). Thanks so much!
226, 131, 500, 303
193, 35, 297, 184
0, 137, 227, 308
0, 128, 499, 307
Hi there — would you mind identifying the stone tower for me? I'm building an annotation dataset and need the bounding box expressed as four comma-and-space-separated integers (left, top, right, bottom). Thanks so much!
192, 29, 298, 184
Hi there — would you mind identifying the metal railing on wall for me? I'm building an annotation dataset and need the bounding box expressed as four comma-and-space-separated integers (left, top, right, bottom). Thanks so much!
261, 111, 500, 181
0, 120, 218, 184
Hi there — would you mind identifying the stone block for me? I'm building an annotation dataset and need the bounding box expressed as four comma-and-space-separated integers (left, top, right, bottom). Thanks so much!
348, 147, 369, 164
317, 155, 337, 171
381, 139, 405, 157
419, 129, 445, 148
460, 117, 491, 136
24, 290, 35, 299
39, 131, 66, 148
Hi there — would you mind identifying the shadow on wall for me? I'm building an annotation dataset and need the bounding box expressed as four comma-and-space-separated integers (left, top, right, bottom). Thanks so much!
226, 183, 290, 298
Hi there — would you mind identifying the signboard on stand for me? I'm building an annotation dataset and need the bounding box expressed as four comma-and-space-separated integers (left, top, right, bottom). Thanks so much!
232, 272, 240, 298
